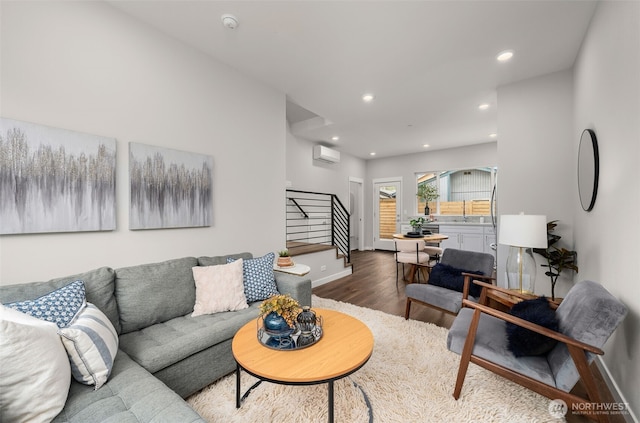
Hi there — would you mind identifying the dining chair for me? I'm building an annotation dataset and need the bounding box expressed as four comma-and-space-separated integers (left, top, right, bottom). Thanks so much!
423, 245, 443, 267
394, 239, 430, 289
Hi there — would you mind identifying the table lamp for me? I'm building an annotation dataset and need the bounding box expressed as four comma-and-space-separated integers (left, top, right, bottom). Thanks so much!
499, 213, 547, 294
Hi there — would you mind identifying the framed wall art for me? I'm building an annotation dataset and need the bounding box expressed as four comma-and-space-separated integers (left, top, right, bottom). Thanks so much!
129, 142, 212, 230
0, 118, 116, 234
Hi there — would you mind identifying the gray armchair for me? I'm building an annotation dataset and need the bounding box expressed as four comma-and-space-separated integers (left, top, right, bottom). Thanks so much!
404, 248, 495, 318
447, 280, 627, 423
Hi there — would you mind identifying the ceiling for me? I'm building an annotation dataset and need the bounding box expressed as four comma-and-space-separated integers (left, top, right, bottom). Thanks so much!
108, 1, 597, 160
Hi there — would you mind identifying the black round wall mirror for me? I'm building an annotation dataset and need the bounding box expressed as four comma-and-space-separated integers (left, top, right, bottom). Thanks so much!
577, 129, 599, 212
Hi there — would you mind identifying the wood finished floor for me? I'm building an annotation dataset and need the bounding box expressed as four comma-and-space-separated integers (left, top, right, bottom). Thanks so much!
313, 250, 624, 423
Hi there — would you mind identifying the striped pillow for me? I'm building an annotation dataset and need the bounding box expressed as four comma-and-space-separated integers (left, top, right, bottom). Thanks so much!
58, 303, 118, 389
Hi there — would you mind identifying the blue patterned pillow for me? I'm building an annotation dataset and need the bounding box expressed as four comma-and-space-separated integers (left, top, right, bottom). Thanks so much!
4, 280, 86, 328
228, 253, 279, 302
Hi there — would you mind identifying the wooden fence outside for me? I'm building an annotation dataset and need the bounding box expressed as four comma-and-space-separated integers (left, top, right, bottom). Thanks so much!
378, 199, 492, 239
379, 198, 397, 239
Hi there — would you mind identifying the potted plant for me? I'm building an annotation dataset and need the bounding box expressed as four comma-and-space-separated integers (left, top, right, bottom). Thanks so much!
259, 294, 301, 332
276, 249, 294, 267
409, 217, 425, 234
533, 220, 579, 301
417, 184, 439, 215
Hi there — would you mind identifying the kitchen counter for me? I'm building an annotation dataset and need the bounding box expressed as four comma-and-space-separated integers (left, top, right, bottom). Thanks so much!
426, 221, 493, 226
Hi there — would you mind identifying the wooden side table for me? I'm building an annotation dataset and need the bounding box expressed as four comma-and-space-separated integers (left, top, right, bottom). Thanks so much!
485, 289, 537, 312
273, 262, 311, 276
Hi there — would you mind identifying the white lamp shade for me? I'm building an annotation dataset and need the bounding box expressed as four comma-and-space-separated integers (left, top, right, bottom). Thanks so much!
498, 214, 547, 248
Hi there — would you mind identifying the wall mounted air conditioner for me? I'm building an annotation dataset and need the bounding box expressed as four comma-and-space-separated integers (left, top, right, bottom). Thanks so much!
313, 145, 340, 164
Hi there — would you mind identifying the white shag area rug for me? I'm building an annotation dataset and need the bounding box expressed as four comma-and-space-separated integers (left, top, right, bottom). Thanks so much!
187, 296, 562, 422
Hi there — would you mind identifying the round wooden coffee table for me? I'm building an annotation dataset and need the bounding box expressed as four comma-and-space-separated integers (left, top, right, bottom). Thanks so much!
232, 308, 374, 423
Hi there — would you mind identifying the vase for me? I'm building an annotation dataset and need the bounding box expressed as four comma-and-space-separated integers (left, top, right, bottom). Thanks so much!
296, 306, 316, 332
263, 312, 290, 333
424, 205, 430, 216
297, 331, 315, 347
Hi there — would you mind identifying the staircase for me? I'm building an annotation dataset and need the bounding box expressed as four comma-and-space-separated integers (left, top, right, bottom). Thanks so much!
285, 190, 352, 285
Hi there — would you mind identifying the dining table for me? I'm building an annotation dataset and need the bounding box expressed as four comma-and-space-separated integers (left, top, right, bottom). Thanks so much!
392, 233, 449, 243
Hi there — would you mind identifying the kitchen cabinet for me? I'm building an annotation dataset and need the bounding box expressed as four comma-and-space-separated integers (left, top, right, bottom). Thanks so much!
484, 226, 497, 260
439, 225, 485, 253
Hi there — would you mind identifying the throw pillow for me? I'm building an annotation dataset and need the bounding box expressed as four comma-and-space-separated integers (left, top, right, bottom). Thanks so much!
4, 279, 86, 328
228, 252, 279, 303
506, 296, 559, 357
428, 263, 485, 298
192, 259, 248, 316
58, 303, 119, 389
0, 304, 71, 422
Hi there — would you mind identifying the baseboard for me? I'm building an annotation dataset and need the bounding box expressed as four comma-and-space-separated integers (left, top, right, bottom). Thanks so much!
311, 268, 352, 288
595, 356, 638, 422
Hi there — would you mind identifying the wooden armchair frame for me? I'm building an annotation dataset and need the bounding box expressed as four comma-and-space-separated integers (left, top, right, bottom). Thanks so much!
454, 280, 608, 423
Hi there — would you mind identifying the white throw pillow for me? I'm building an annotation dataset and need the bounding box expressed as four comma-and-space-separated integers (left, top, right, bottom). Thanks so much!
0, 304, 71, 423
58, 303, 119, 389
192, 259, 248, 316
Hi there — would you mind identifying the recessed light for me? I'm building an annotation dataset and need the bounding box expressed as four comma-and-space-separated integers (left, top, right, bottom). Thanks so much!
478, 103, 490, 111
331, 136, 340, 141
423, 144, 430, 148
369, 152, 376, 156
489, 133, 497, 138
362, 94, 375, 103
497, 50, 514, 62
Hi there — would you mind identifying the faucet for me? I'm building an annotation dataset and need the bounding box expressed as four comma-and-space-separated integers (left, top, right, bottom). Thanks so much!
463, 200, 467, 222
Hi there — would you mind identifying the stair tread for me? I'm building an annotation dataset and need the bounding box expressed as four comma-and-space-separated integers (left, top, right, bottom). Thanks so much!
285, 242, 351, 267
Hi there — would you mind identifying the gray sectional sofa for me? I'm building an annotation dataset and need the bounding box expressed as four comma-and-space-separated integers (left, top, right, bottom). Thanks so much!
0, 252, 312, 422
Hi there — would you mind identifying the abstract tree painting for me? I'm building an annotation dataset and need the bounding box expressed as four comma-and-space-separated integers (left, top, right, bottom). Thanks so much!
0, 118, 116, 234
129, 143, 212, 230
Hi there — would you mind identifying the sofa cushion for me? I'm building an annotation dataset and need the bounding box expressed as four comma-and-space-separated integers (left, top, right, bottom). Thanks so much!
4, 279, 86, 328
228, 252, 279, 302
52, 351, 204, 423
59, 303, 119, 389
118, 304, 261, 374
115, 257, 198, 334
192, 260, 248, 316
197, 252, 252, 267
0, 267, 121, 334
0, 305, 71, 423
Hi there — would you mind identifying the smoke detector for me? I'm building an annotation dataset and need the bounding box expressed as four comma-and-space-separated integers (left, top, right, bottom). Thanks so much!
221, 14, 239, 30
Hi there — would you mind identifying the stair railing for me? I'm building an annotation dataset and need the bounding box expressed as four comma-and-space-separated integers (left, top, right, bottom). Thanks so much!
286, 189, 350, 263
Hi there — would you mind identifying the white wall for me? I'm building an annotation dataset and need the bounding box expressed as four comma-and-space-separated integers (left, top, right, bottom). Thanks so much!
364, 142, 498, 249
496, 70, 575, 296
573, 1, 640, 416
498, 1, 640, 415
285, 128, 366, 205
0, 1, 286, 284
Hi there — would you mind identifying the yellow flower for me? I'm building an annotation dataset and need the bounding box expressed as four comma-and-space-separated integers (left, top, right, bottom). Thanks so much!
260, 294, 301, 328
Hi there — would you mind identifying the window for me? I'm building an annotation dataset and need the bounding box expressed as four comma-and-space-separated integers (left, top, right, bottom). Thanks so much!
416, 167, 497, 216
